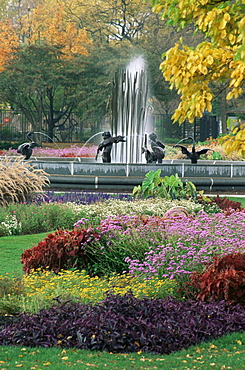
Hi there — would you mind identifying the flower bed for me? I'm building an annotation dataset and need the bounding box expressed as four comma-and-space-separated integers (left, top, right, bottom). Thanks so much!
1, 144, 97, 158
0, 191, 245, 355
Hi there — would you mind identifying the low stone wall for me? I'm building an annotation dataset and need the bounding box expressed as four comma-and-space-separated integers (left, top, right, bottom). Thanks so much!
2, 156, 245, 191
28, 158, 245, 192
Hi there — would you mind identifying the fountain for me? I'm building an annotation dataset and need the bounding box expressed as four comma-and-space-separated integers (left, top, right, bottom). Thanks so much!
1, 57, 245, 192
74, 57, 151, 164
110, 56, 151, 164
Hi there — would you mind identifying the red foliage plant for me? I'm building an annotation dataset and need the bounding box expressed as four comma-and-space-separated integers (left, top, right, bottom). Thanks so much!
207, 195, 242, 211
61, 153, 76, 157
21, 229, 100, 274
190, 253, 245, 305
61, 153, 91, 157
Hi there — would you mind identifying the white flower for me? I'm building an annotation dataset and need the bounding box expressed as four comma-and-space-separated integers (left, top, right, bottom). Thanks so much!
0, 215, 22, 235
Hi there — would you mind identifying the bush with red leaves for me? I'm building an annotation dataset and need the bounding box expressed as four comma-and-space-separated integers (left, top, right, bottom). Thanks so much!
21, 229, 100, 274
198, 194, 243, 212
190, 253, 245, 305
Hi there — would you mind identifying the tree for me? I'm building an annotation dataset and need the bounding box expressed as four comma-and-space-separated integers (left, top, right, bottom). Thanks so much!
0, 21, 19, 72
0, 4, 91, 141
0, 44, 88, 139
19, 3, 90, 57
222, 123, 245, 157
151, 0, 245, 132
51, 0, 152, 43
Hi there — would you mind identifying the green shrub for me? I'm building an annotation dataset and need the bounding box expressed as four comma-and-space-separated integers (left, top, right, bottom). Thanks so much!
133, 170, 197, 200
0, 141, 22, 150
0, 203, 81, 235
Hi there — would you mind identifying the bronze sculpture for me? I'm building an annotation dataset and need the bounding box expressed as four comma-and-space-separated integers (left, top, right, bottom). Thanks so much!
174, 136, 214, 164
95, 131, 126, 163
17, 132, 37, 160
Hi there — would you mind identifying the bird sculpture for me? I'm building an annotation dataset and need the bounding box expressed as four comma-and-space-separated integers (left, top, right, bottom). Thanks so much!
174, 136, 214, 164
17, 132, 37, 160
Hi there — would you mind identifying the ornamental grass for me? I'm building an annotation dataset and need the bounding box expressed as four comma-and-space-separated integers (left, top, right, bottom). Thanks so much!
0, 157, 49, 206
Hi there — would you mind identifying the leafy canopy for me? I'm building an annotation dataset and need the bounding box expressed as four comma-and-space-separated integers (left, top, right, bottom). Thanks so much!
0, 21, 19, 72
152, 0, 245, 123
222, 123, 245, 157
0, 3, 92, 138
20, 3, 91, 58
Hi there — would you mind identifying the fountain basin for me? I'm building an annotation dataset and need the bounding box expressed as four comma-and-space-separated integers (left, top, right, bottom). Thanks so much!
3, 156, 244, 192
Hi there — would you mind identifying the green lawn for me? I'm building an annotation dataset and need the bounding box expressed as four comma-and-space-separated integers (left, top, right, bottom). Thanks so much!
0, 331, 244, 369
0, 232, 52, 276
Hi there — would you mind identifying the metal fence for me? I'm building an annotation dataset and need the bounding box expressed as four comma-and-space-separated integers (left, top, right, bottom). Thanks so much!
0, 109, 220, 143
0, 109, 103, 143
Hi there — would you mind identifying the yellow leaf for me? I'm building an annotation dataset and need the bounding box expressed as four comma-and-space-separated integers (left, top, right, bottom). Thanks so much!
224, 13, 231, 22
226, 91, 233, 100
206, 101, 212, 112
219, 18, 227, 30
206, 55, 214, 65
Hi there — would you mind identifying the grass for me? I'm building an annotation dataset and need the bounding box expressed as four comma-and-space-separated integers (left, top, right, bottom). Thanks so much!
0, 331, 244, 369
0, 232, 53, 276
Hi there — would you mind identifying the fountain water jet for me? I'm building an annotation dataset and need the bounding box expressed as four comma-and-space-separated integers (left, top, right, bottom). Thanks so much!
110, 56, 151, 163
32, 132, 61, 150
76, 131, 104, 160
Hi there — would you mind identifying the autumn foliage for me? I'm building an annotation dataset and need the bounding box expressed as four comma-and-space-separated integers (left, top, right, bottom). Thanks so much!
190, 253, 245, 305
0, 21, 19, 72
152, 0, 245, 123
0, 3, 91, 74
20, 4, 91, 58
21, 229, 100, 274
222, 123, 245, 157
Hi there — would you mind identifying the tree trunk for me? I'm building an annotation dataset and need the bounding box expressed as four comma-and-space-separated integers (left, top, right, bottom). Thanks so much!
47, 87, 55, 142
220, 88, 227, 135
